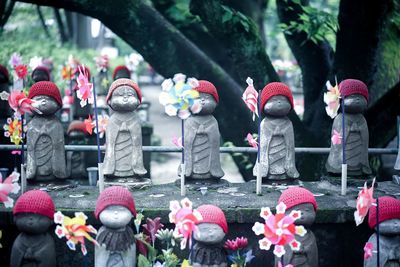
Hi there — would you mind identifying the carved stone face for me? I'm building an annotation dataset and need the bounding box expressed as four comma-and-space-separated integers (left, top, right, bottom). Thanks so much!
114, 70, 130, 80
343, 94, 367, 114
32, 95, 60, 115
15, 213, 53, 234
287, 203, 316, 227
32, 71, 50, 83
197, 93, 217, 115
109, 86, 139, 112
193, 223, 225, 244
263, 95, 291, 117
99, 205, 133, 229
376, 219, 400, 236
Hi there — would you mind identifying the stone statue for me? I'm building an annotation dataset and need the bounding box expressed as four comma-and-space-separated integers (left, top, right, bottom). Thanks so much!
31, 66, 50, 83
182, 80, 224, 182
66, 120, 88, 179
95, 186, 137, 267
103, 78, 147, 180
326, 79, 372, 176
253, 82, 299, 183
11, 190, 56, 267
276, 187, 318, 267
27, 81, 67, 182
365, 196, 400, 267
191, 204, 228, 267
113, 65, 131, 80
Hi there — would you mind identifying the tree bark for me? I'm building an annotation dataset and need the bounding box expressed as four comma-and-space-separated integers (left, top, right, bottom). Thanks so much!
53, 8, 69, 43
0, 0, 15, 28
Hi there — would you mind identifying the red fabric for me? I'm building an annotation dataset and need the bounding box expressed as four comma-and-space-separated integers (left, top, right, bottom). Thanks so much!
197, 204, 228, 234
368, 196, 400, 229
31, 66, 50, 81
13, 190, 55, 219
95, 186, 136, 219
113, 65, 130, 80
194, 80, 219, 103
67, 120, 88, 135
339, 79, 369, 102
278, 187, 318, 211
261, 82, 294, 109
106, 78, 142, 104
0, 64, 9, 83
28, 81, 62, 106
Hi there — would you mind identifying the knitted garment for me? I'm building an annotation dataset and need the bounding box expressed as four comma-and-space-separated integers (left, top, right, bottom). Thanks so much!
190, 241, 227, 266
31, 66, 50, 81
194, 80, 219, 103
278, 187, 318, 211
96, 226, 135, 251
0, 64, 9, 83
95, 186, 136, 219
197, 205, 228, 234
106, 78, 142, 104
112, 65, 130, 80
28, 81, 62, 106
67, 120, 88, 135
13, 190, 55, 219
339, 79, 369, 102
261, 82, 294, 109
368, 196, 400, 229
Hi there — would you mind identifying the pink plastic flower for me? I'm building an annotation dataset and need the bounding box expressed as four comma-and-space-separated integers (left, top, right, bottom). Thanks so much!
242, 77, 259, 121
331, 130, 342, 145
364, 242, 373, 260
14, 65, 28, 80
324, 80, 341, 119
93, 114, 108, 138
354, 178, 376, 226
75, 65, 93, 107
246, 133, 258, 148
0, 171, 21, 208
8, 91, 41, 117
224, 237, 248, 251
172, 136, 183, 148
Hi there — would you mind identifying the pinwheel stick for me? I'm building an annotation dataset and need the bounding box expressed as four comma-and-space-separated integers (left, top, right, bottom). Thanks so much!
181, 119, 186, 196
91, 78, 103, 191
256, 89, 262, 195
341, 89, 347, 196
376, 198, 380, 267
21, 114, 26, 193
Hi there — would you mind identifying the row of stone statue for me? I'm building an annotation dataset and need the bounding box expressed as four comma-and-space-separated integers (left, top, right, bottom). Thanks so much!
26, 77, 374, 183
10, 186, 400, 267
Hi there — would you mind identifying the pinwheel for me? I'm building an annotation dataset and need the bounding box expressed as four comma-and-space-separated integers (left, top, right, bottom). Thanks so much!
252, 202, 306, 258
331, 130, 342, 145
324, 80, 341, 119
8, 90, 41, 117
354, 178, 376, 226
3, 117, 24, 145
84, 115, 94, 135
242, 77, 259, 121
93, 114, 109, 139
0, 171, 21, 208
246, 133, 258, 149
54, 211, 98, 255
75, 65, 94, 107
364, 242, 374, 260
169, 198, 202, 250
172, 136, 183, 148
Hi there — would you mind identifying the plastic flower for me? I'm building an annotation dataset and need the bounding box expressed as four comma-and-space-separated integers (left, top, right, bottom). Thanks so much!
14, 65, 28, 80
0, 91, 9, 101
354, 178, 376, 226
0, 171, 21, 208
169, 198, 202, 249
54, 211, 98, 255
8, 90, 41, 117
93, 114, 109, 138
142, 217, 164, 245
94, 54, 109, 72
364, 242, 374, 260
3, 117, 24, 145
84, 115, 94, 135
324, 80, 341, 119
246, 133, 258, 148
252, 202, 306, 258
61, 65, 73, 80
159, 74, 202, 119
172, 136, 183, 148
9, 53, 22, 68
29, 56, 43, 70
224, 237, 249, 251
75, 65, 93, 107
331, 130, 342, 145
242, 77, 259, 121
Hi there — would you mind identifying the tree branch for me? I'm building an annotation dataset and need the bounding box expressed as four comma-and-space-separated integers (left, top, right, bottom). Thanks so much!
0, 0, 16, 28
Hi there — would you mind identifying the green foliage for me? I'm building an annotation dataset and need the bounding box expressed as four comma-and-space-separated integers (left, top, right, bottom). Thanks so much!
221, 5, 252, 32
164, 0, 200, 27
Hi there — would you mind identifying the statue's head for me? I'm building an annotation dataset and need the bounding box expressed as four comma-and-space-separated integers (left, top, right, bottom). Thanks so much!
31, 66, 51, 83
0, 64, 9, 85
113, 65, 131, 80
67, 120, 89, 144
28, 81, 62, 115
279, 187, 318, 227
339, 79, 368, 114
369, 196, 400, 235
95, 186, 136, 229
13, 190, 55, 234
107, 78, 141, 112
261, 82, 293, 117
193, 80, 219, 115
194, 205, 227, 244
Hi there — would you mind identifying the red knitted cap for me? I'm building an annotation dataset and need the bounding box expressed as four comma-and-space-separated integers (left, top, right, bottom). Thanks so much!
28, 81, 62, 107
278, 187, 318, 211
106, 78, 142, 104
0, 64, 9, 83
261, 82, 294, 109
31, 66, 50, 81
67, 120, 88, 135
95, 186, 136, 219
368, 196, 400, 229
194, 80, 219, 103
339, 79, 369, 102
113, 65, 131, 80
13, 190, 55, 219
197, 204, 228, 234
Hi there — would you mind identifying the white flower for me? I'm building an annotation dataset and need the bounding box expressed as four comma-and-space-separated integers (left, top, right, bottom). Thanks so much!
0, 91, 9, 101
252, 222, 265, 235
54, 211, 64, 224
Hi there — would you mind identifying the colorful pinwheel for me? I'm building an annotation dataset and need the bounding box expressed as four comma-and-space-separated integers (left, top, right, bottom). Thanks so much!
363, 242, 374, 260
84, 115, 94, 135
354, 178, 376, 226
252, 202, 306, 258
93, 114, 109, 138
331, 130, 342, 145
324, 80, 341, 119
75, 65, 94, 107
169, 198, 203, 250
8, 90, 41, 117
242, 77, 259, 121
159, 74, 202, 119
54, 211, 98, 255
0, 171, 21, 208
246, 133, 258, 149
172, 136, 183, 148
3, 117, 24, 145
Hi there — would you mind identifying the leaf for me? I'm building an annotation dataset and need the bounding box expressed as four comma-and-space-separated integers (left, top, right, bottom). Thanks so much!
137, 254, 152, 267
